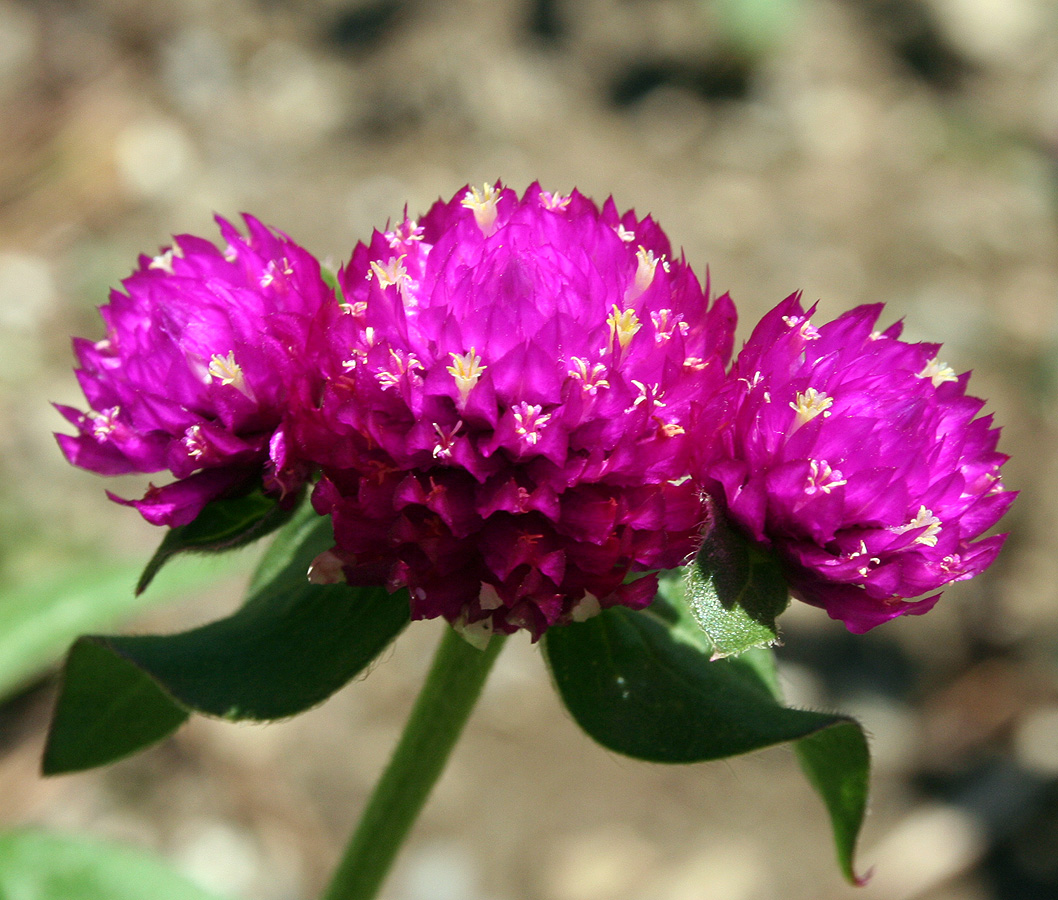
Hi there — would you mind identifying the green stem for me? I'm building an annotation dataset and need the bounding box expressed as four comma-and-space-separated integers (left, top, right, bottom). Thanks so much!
321, 627, 507, 900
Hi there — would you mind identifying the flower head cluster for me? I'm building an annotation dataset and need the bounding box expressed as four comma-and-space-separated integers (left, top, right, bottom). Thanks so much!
703, 295, 1013, 632
297, 182, 736, 640
56, 216, 334, 526
57, 185, 1014, 641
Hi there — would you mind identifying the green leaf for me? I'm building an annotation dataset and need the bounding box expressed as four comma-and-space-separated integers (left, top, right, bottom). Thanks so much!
796, 723, 871, 884
0, 556, 237, 704
544, 598, 836, 762
44, 513, 410, 775
42, 637, 191, 774
137, 489, 299, 595
685, 521, 790, 657
543, 588, 869, 882
0, 828, 226, 900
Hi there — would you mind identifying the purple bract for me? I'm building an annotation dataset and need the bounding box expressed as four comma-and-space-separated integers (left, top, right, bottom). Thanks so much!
704, 294, 1014, 633
56, 216, 333, 526
298, 182, 737, 640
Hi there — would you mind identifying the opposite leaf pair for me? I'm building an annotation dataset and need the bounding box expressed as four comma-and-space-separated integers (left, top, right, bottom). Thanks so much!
44, 496, 869, 884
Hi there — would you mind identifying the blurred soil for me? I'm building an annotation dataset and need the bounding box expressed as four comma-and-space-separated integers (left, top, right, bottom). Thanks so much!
2, 1, 1058, 899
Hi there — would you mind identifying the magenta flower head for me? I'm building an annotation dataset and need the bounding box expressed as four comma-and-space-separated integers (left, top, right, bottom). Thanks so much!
704, 294, 1014, 633
56, 217, 334, 527
299, 182, 736, 640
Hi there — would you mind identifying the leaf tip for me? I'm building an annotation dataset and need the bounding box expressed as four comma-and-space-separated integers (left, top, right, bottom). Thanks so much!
843, 862, 873, 887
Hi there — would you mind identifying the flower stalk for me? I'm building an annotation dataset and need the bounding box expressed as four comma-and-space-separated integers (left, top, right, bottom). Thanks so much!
321, 627, 507, 900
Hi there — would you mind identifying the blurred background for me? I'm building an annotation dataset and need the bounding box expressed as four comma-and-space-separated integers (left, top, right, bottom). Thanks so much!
1, 0, 1057, 898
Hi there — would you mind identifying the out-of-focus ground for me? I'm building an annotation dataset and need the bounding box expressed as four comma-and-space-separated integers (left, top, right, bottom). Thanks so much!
1, 0, 1057, 898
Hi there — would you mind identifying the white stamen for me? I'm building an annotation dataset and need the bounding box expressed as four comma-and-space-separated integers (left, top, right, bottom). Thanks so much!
607, 305, 641, 353
182, 424, 208, 459
447, 348, 486, 408
259, 261, 276, 288
615, 224, 635, 243
432, 421, 463, 459
783, 315, 821, 341
893, 506, 943, 547
90, 407, 120, 441
342, 346, 366, 371
630, 380, 665, 410
918, 357, 958, 388
790, 387, 833, 429
539, 191, 570, 211
569, 357, 610, 395
375, 349, 423, 391
651, 308, 689, 343
208, 351, 248, 394
805, 459, 847, 495
341, 300, 368, 318
628, 246, 667, 300
848, 540, 881, 578
385, 217, 425, 249
368, 255, 410, 289
462, 184, 501, 235
148, 249, 175, 274
512, 402, 552, 446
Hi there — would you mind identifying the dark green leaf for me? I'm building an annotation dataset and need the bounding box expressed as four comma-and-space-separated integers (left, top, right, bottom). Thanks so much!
544, 598, 838, 762
0, 556, 236, 703
43, 637, 190, 774
796, 723, 871, 884
686, 520, 790, 657
543, 587, 869, 882
0, 828, 226, 900
44, 512, 410, 774
137, 489, 300, 595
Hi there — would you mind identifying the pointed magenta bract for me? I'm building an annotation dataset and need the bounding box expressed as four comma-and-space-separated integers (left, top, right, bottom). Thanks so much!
298, 183, 737, 639
56, 217, 334, 526
703, 295, 1014, 633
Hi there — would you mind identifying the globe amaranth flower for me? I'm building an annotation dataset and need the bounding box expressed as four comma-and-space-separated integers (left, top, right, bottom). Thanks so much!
56, 216, 334, 527
299, 182, 737, 641
703, 294, 1014, 633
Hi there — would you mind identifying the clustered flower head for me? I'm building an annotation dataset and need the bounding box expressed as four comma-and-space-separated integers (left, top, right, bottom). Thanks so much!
298, 182, 736, 640
702, 294, 1014, 633
56, 216, 334, 526
57, 184, 1013, 640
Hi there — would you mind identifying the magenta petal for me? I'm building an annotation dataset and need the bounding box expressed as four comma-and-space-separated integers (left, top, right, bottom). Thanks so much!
298, 181, 737, 636
705, 296, 1013, 630
802, 582, 942, 634
56, 431, 142, 476
57, 217, 334, 525
110, 468, 249, 527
